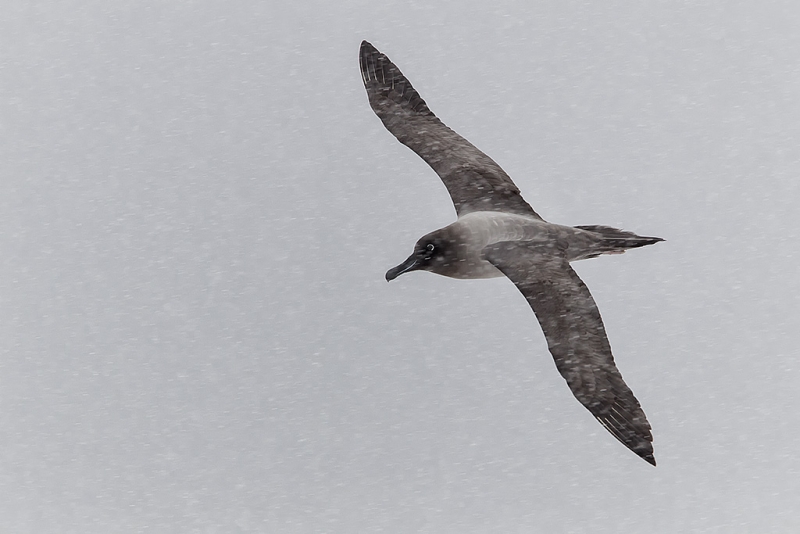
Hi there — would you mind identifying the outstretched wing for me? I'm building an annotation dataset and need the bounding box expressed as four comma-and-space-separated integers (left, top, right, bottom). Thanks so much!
359, 41, 541, 219
483, 240, 655, 465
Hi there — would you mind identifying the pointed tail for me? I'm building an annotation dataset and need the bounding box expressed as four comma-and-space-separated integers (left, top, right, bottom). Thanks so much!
575, 225, 664, 253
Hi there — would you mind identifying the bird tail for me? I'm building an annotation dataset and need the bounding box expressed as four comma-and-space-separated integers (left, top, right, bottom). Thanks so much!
574, 225, 664, 256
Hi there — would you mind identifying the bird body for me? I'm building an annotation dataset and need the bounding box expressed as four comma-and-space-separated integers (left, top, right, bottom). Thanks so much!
390, 211, 662, 281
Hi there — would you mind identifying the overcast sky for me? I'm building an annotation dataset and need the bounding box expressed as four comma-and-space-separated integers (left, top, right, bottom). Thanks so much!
2, 1, 800, 532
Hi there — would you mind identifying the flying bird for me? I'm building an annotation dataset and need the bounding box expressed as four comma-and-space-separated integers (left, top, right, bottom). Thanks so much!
359, 41, 661, 466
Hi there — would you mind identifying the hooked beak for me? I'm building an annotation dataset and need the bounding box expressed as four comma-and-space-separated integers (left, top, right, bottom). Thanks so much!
385, 254, 421, 282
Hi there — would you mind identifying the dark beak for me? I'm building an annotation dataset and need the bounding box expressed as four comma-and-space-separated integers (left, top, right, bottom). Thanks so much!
385, 254, 420, 282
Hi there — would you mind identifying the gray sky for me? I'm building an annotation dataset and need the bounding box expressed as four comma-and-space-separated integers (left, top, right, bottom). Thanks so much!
2, 0, 800, 532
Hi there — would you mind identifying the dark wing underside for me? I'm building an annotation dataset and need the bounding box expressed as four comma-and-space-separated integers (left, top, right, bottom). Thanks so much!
359, 41, 541, 219
483, 241, 655, 465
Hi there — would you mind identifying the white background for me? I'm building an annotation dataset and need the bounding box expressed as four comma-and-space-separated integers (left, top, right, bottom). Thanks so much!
2, 1, 799, 532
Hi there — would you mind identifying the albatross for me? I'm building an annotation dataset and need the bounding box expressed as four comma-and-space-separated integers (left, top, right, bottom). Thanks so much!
359, 41, 661, 466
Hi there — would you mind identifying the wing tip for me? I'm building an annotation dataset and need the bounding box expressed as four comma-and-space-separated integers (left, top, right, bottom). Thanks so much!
595, 411, 656, 466
358, 40, 386, 87
360, 40, 376, 57
621, 434, 656, 466
357, 40, 433, 117
359, 40, 375, 84
630, 437, 656, 466
359, 41, 381, 69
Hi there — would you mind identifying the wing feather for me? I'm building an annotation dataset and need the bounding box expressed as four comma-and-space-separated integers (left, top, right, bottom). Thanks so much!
359, 41, 541, 219
483, 241, 655, 465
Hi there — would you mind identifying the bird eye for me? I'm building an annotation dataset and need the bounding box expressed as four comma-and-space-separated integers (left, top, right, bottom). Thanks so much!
425, 243, 435, 253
